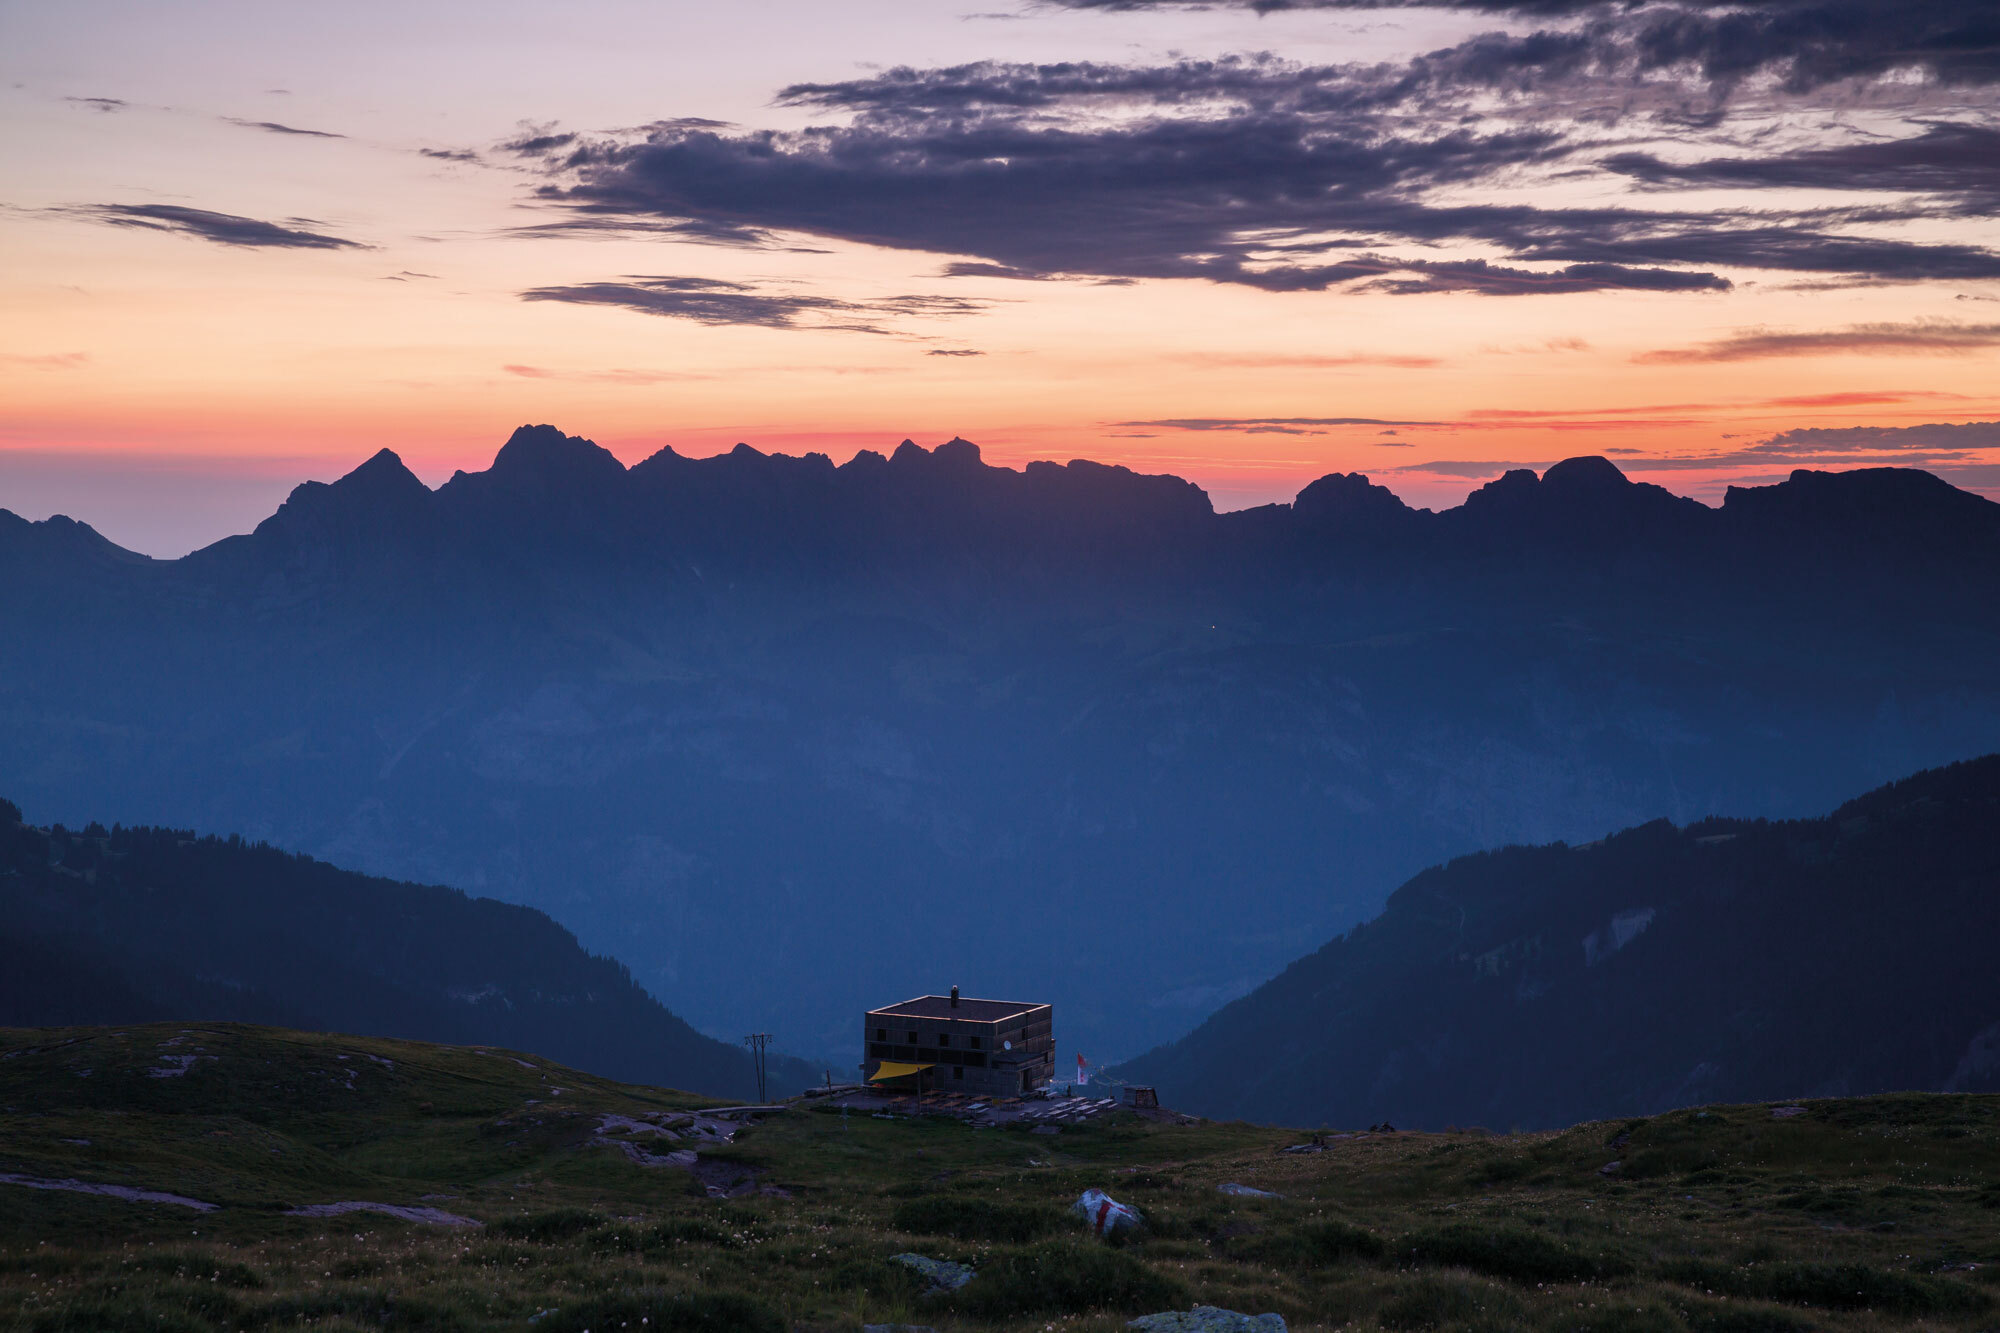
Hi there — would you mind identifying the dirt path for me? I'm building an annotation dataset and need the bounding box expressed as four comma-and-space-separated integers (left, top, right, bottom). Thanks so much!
285, 1201, 482, 1227
0, 1172, 217, 1211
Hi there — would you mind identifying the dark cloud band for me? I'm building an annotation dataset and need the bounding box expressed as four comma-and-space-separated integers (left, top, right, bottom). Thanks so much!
503, 50, 2000, 298
1041, 0, 2000, 90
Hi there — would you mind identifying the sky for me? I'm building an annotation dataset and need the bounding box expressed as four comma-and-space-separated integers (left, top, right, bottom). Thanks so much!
3, 0, 1998, 555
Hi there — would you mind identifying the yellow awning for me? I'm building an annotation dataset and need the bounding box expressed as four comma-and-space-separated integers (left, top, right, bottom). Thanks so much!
869, 1061, 934, 1082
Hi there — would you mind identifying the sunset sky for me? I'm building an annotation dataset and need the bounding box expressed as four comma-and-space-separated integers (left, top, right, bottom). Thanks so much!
4, 0, 1997, 555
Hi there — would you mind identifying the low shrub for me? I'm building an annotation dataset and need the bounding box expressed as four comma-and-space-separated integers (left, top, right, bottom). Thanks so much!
240, 1288, 470, 1331
648, 1217, 742, 1248
1477, 1155, 1538, 1184
1397, 1224, 1629, 1283
489, 1208, 607, 1242
950, 1240, 1190, 1318
590, 1217, 741, 1253
125, 1250, 265, 1289
529, 1289, 783, 1333
1661, 1259, 1990, 1315
891, 1195, 1070, 1243
457, 1243, 543, 1269
1552, 1303, 1685, 1333
820, 1255, 932, 1299
31, 1293, 218, 1333
1239, 1218, 1387, 1267
1374, 1273, 1530, 1330
1679, 1299, 1815, 1333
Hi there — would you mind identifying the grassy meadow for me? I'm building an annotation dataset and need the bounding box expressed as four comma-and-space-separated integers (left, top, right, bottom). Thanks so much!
1, 1023, 1996, 1332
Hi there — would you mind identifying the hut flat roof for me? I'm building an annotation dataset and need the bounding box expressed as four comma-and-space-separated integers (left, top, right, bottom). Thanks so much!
869, 995, 1046, 1023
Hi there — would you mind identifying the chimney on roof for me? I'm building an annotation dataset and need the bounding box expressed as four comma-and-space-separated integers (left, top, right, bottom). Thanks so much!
950, 985, 960, 1008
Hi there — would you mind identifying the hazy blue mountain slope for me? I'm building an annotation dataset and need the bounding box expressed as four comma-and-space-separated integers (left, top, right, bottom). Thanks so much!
0, 798, 816, 1099
2, 427, 1998, 1062
1115, 756, 2000, 1129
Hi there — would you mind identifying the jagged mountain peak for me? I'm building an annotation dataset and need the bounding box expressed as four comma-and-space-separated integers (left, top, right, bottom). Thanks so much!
1292, 471, 1412, 526
487, 424, 627, 490
886, 436, 985, 470
1721, 466, 2000, 561
1539, 455, 1631, 492
1455, 457, 1703, 528
1725, 464, 1996, 513
0, 509, 150, 566
331, 448, 430, 502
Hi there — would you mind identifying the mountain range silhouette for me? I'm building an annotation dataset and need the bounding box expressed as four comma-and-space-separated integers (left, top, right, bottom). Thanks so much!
4, 426, 1998, 1076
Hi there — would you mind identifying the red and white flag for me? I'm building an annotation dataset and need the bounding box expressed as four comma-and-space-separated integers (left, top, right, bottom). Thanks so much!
1075, 1053, 1089, 1086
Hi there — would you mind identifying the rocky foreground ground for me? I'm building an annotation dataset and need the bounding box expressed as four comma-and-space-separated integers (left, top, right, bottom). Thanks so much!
2, 1022, 1997, 1332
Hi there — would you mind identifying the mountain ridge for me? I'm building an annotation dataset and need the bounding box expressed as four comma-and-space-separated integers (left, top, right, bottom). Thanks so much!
17, 427, 2000, 580
3, 425, 1998, 1064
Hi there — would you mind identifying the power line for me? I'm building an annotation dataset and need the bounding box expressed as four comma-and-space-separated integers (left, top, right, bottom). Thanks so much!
743, 1033, 772, 1103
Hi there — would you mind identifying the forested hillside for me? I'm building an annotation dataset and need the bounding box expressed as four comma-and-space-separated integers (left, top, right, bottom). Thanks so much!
1118, 756, 2000, 1128
0, 798, 816, 1098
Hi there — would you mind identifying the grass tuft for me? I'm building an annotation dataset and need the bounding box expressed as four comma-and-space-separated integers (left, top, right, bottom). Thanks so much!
1661, 1257, 1991, 1314
1374, 1272, 1531, 1330
488, 1208, 608, 1242
1237, 1217, 1387, 1266
949, 1239, 1191, 1317
1398, 1223, 1630, 1283
125, 1249, 265, 1288
891, 1195, 1072, 1243
530, 1288, 784, 1333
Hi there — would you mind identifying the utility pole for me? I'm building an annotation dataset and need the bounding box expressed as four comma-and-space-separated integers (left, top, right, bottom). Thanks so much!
743, 1033, 772, 1103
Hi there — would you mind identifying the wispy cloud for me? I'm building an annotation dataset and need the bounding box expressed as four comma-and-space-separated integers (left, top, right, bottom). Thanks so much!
1607, 123, 2000, 215
927, 348, 985, 356
1482, 337, 1592, 355
1385, 458, 1551, 478
66, 204, 367, 250
0, 352, 89, 370
1114, 416, 1437, 436
501, 364, 711, 384
1763, 390, 1966, 408
1174, 352, 1444, 369
1637, 320, 2000, 362
502, 215, 829, 252
64, 96, 126, 112
503, 124, 578, 156
224, 117, 345, 139
1465, 402, 1725, 419
1386, 419, 2000, 481
520, 275, 989, 335
1747, 420, 2000, 455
